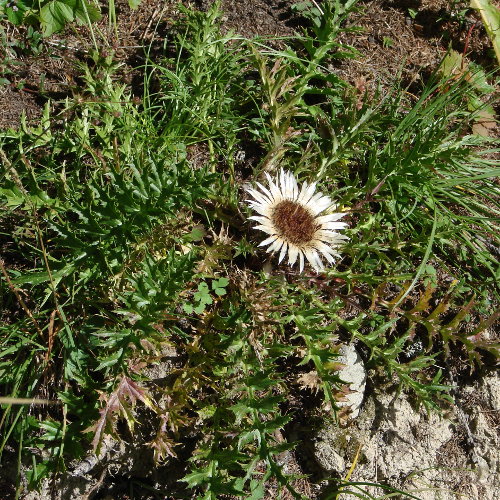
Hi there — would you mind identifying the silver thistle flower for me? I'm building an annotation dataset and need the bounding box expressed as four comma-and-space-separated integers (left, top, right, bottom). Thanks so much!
246, 169, 348, 272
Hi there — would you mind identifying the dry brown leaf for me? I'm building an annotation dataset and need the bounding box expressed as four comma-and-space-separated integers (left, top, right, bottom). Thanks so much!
297, 370, 321, 393
472, 109, 497, 137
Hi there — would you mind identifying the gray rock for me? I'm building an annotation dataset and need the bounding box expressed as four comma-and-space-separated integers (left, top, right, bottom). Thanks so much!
336, 343, 367, 419
314, 438, 346, 474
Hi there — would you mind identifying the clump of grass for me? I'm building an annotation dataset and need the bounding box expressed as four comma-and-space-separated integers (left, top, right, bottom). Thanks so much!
0, 0, 498, 498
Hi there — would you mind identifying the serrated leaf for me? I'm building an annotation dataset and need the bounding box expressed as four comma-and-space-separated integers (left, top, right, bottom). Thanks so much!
197, 404, 217, 420
230, 401, 252, 421
96, 349, 123, 371
245, 372, 279, 391
89, 376, 156, 454
182, 466, 212, 488
246, 481, 265, 500
237, 429, 259, 449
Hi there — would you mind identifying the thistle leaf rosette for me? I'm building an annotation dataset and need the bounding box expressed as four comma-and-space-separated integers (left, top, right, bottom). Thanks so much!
246, 169, 348, 272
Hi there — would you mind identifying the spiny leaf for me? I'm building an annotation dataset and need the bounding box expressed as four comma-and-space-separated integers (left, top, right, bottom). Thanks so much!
89, 375, 156, 454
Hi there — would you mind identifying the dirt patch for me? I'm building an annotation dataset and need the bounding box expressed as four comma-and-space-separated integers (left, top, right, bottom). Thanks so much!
197, 0, 298, 38
0, 86, 42, 129
334, 0, 494, 92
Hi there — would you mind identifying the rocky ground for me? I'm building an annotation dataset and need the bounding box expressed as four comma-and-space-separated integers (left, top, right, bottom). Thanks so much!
16, 346, 499, 499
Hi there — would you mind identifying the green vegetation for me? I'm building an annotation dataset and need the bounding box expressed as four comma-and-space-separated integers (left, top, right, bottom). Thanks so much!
1, 0, 102, 37
0, 0, 498, 498
471, 0, 500, 65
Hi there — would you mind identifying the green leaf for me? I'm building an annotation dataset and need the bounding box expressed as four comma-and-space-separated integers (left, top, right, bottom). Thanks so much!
96, 349, 124, 371
237, 429, 259, 449
184, 226, 206, 242
0, 185, 25, 208
213, 277, 229, 288
194, 282, 213, 305
246, 480, 265, 500
213, 287, 227, 297
195, 293, 212, 305
128, 0, 142, 10
439, 49, 463, 78
74, 0, 101, 24
183, 303, 194, 314
197, 404, 217, 420
470, 0, 500, 64
245, 372, 279, 391
40, 0, 101, 37
6, 0, 27, 24
26, 460, 51, 490
212, 277, 229, 296
182, 466, 212, 488
40, 0, 75, 37
194, 302, 206, 315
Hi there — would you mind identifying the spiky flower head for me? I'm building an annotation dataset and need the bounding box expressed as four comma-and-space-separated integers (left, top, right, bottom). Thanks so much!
246, 169, 348, 272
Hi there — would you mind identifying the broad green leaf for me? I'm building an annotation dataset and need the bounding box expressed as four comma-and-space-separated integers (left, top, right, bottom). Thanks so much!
40, 0, 75, 37
194, 302, 206, 314
74, 0, 101, 24
183, 303, 194, 314
439, 50, 463, 78
470, 0, 500, 65
0, 185, 25, 208
6, 1, 27, 25
213, 287, 227, 297
213, 277, 229, 288
40, 0, 101, 36
212, 277, 229, 296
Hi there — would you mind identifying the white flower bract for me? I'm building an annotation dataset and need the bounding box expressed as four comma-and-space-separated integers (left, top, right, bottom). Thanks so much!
246, 169, 348, 272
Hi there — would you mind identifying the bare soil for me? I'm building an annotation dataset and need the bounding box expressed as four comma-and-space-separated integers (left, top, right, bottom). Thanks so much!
1, 0, 495, 131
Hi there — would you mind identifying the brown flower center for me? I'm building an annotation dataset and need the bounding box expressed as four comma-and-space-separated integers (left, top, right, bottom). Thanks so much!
271, 200, 318, 245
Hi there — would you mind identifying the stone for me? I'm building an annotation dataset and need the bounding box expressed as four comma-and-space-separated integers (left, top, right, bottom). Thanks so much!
336, 343, 367, 419
314, 434, 346, 474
